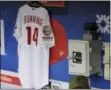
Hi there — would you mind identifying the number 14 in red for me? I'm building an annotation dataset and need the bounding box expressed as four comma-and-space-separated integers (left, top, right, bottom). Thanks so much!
26, 26, 38, 46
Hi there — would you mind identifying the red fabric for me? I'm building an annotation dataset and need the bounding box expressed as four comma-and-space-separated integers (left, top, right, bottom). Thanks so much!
50, 18, 68, 64
40, 1, 65, 7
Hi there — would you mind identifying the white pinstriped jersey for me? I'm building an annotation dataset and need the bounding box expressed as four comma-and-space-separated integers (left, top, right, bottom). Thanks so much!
13, 4, 55, 89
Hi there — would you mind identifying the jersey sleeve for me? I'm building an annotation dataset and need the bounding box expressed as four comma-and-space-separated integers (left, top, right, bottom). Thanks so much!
13, 9, 22, 42
42, 10, 55, 48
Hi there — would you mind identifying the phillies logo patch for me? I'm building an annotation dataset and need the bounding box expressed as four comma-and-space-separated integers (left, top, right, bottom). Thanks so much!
43, 26, 51, 36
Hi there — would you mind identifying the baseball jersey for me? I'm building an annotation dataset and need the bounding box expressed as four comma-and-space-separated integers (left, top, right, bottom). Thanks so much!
13, 4, 55, 89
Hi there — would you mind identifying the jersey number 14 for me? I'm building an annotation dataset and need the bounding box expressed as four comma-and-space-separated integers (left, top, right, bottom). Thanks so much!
26, 26, 38, 46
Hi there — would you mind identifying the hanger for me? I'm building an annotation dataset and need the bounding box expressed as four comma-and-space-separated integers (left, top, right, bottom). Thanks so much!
27, 1, 41, 8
